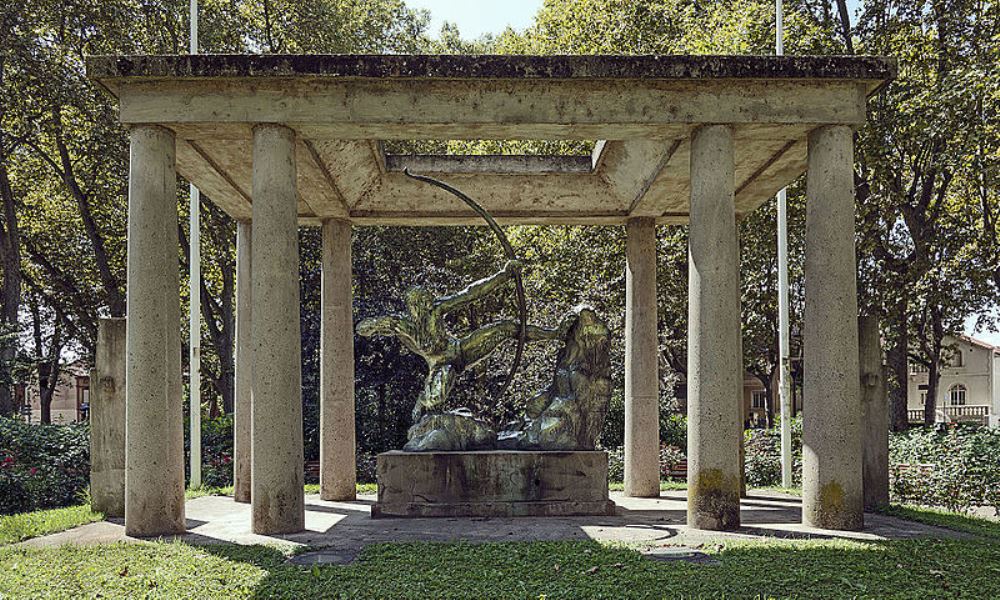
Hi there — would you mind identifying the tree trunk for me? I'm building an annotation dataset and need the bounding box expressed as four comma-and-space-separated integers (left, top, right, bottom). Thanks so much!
924, 360, 939, 426
885, 300, 910, 431
0, 157, 21, 417
38, 362, 52, 424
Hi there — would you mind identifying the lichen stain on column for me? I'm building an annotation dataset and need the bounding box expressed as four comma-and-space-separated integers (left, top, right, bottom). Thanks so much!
689, 468, 741, 530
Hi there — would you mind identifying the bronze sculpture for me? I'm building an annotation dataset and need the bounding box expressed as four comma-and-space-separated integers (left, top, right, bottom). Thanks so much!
356, 261, 571, 422
357, 172, 611, 452
499, 306, 611, 450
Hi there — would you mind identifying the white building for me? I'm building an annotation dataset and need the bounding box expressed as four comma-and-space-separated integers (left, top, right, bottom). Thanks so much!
907, 334, 1000, 427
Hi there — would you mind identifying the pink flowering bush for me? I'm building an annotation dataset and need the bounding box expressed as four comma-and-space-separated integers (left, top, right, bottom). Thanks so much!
0, 418, 90, 515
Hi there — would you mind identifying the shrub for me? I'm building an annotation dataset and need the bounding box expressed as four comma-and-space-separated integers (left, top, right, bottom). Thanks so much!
658, 445, 685, 480
889, 423, 1000, 514
606, 446, 625, 483
660, 413, 687, 449
199, 415, 235, 488
742, 418, 803, 488
0, 418, 90, 515
605, 444, 686, 483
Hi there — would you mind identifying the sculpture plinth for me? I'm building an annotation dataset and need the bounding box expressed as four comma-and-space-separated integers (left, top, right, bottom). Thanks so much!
372, 450, 616, 518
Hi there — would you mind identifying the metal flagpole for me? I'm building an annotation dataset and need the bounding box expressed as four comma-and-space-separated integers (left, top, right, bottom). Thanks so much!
189, 0, 202, 489
776, 0, 793, 488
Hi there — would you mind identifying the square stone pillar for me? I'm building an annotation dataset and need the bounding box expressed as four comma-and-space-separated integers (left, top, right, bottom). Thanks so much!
90, 317, 126, 518
124, 125, 186, 536
233, 220, 252, 504
250, 124, 305, 534
320, 218, 357, 501
624, 217, 660, 497
860, 315, 889, 511
802, 124, 863, 530
687, 124, 742, 531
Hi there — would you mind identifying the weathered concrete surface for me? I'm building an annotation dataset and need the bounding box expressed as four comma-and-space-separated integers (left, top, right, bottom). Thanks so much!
85, 54, 894, 227
802, 125, 863, 531
687, 125, 742, 531
22, 489, 967, 551
124, 125, 185, 536
624, 218, 660, 498
320, 219, 356, 501
90, 317, 126, 518
86, 54, 895, 87
233, 220, 252, 504
250, 124, 305, 534
860, 315, 889, 511
374, 451, 615, 518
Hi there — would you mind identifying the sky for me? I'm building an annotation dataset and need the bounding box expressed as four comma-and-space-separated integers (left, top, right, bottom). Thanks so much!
411, 1, 1000, 347
406, 0, 543, 38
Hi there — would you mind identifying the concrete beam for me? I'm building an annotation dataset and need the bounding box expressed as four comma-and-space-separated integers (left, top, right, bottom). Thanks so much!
353, 171, 619, 219
90, 317, 126, 518
385, 154, 594, 174
250, 124, 305, 534
114, 79, 871, 137
176, 139, 252, 221
687, 124, 742, 531
802, 125, 863, 531
124, 125, 185, 536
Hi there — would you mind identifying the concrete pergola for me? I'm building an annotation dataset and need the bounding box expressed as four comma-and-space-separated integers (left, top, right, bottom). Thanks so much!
87, 54, 894, 536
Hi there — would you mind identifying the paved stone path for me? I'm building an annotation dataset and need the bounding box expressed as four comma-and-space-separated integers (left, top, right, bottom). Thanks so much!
22, 490, 967, 551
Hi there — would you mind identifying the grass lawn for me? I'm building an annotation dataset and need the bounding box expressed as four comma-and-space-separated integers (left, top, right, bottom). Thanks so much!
2, 535, 999, 599
5, 494, 999, 598
0, 505, 103, 546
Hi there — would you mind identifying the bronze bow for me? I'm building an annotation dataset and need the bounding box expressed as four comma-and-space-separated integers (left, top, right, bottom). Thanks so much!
403, 169, 528, 400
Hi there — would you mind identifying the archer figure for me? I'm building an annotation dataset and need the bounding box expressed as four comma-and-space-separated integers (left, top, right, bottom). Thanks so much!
357, 259, 571, 422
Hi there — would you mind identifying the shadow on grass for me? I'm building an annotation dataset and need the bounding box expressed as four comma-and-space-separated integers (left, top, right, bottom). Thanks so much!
197, 536, 1000, 599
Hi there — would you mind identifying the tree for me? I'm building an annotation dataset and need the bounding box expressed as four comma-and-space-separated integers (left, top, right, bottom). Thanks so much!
849, 0, 999, 427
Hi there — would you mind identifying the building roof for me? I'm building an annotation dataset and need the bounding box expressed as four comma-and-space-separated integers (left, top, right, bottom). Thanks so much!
86, 54, 895, 226
86, 54, 896, 85
957, 333, 1000, 354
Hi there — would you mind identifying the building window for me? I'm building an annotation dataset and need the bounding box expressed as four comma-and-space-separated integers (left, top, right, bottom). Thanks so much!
751, 390, 767, 410
948, 351, 963, 368
948, 384, 967, 406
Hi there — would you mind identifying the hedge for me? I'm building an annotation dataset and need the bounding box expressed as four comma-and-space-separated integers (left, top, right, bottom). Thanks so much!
4, 415, 999, 517
0, 419, 90, 515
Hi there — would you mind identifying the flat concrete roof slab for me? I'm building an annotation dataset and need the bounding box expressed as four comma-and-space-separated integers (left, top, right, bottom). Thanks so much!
87, 54, 894, 225
87, 54, 895, 84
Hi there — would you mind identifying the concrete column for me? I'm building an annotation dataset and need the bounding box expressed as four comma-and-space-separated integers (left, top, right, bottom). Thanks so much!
320, 219, 357, 500
860, 315, 889, 511
124, 125, 185, 536
90, 317, 126, 518
687, 124, 742, 531
250, 124, 305, 534
233, 221, 252, 504
624, 217, 660, 497
802, 124, 863, 530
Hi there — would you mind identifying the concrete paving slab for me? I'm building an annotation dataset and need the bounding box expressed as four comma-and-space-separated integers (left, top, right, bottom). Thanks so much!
20, 490, 969, 551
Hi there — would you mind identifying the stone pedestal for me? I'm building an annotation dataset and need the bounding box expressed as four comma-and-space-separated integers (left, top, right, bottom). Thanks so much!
373, 451, 616, 518
90, 317, 126, 518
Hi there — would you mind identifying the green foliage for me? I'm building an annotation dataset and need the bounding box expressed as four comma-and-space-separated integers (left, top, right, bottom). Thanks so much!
3, 537, 1000, 598
889, 424, 1000, 514
198, 415, 235, 489
605, 443, 685, 484
0, 504, 102, 545
743, 419, 804, 488
0, 418, 89, 515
